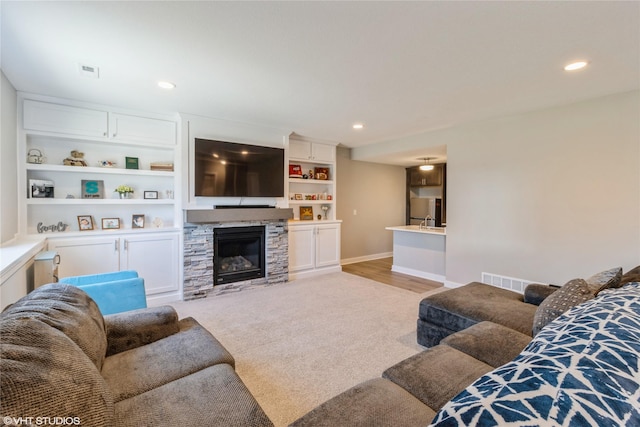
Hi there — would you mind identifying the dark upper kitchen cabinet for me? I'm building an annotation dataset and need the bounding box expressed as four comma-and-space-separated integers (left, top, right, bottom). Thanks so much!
409, 164, 443, 187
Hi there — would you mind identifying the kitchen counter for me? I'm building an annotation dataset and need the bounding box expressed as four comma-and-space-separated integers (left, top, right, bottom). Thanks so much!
385, 225, 446, 282
385, 225, 446, 235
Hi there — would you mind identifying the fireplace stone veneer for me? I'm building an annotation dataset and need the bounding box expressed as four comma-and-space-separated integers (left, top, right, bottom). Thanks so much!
183, 219, 289, 299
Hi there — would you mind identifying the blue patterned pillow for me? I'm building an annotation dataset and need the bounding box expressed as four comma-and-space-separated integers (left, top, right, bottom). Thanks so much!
430, 283, 640, 427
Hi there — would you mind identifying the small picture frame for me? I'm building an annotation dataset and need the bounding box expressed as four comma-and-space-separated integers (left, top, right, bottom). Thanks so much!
144, 190, 158, 199
101, 218, 120, 230
125, 157, 139, 170
81, 180, 105, 199
294, 193, 303, 200
300, 206, 314, 220
77, 215, 94, 231
132, 214, 145, 229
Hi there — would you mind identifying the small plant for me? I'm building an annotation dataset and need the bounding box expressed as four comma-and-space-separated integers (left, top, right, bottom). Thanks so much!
114, 185, 134, 194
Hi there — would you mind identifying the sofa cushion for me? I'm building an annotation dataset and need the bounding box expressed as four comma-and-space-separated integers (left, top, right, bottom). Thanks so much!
419, 282, 538, 336
102, 317, 235, 402
114, 363, 273, 426
620, 265, 640, 286
532, 278, 594, 336
585, 267, 622, 294
0, 317, 114, 426
289, 378, 436, 427
523, 283, 558, 305
1, 283, 107, 369
383, 345, 493, 411
440, 321, 531, 368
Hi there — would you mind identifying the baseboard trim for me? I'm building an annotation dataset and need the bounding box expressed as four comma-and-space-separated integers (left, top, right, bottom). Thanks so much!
443, 280, 465, 289
390, 265, 445, 283
341, 252, 393, 265
289, 265, 342, 281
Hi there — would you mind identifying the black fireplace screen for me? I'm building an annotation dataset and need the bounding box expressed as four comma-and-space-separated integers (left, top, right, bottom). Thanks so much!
213, 226, 266, 285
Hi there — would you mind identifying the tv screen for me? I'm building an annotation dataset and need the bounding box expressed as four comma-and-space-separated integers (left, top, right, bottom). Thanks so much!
194, 138, 285, 198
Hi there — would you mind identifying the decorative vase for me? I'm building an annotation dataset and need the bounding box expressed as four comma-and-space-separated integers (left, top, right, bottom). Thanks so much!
119, 192, 131, 199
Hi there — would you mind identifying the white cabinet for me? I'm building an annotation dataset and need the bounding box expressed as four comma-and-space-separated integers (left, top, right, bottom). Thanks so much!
288, 221, 341, 279
289, 139, 335, 162
48, 232, 180, 297
23, 99, 176, 146
23, 99, 108, 138
121, 233, 180, 295
110, 113, 176, 146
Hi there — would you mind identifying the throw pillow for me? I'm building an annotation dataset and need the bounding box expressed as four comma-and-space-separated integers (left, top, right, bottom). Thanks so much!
532, 278, 594, 336
620, 265, 640, 287
585, 267, 623, 295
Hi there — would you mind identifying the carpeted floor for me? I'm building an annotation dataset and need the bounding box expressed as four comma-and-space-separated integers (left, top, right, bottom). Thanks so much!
170, 271, 445, 426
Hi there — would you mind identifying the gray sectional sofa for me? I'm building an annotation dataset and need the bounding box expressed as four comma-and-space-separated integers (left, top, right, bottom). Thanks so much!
0, 283, 273, 427
291, 266, 640, 426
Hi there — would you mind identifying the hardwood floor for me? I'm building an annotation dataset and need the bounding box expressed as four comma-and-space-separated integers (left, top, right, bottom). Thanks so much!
342, 257, 443, 293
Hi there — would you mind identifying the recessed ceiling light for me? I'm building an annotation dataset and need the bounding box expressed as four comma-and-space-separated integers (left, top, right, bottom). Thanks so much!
564, 61, 588, 71
157, 81, 176, 89
352, 123, 364, 130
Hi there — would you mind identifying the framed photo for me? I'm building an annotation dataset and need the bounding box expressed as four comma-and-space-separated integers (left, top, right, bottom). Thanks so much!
132, 214, 145, 229
125, 157, 139, 170
29, 179, 54, 198
101, 218, 120, 230
300, 206, 314, 220
81, 180, 104, 199
77, 215, 94, 231
294, 193, 303, 200
144, 190, 158, 199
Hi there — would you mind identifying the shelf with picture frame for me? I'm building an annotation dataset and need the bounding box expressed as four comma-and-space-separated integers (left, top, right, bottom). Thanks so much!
17, 93, 180, 238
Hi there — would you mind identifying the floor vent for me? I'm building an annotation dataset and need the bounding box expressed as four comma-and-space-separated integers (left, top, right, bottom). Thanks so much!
481, 272, 536, 294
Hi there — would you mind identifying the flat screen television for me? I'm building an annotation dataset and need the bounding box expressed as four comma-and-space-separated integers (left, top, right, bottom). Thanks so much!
194, 138, 285, 198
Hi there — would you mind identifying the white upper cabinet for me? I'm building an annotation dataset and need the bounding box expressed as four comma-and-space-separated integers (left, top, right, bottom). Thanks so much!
23, 99, 176, 146
110, 113, 176, 146
24, 99, 108, 138
289, 139, 335, 163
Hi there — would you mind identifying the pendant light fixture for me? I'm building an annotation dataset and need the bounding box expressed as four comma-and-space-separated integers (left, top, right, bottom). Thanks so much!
419, 157, 435, 171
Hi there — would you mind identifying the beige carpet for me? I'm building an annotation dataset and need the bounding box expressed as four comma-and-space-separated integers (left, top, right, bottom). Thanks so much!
170, 271, 445, 427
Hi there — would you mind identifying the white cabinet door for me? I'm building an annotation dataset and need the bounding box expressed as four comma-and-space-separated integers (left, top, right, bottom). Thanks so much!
315, 223, 340, 267
23, 99, 108, 138
288, 225, 316, 271
121, 233, 180, 295
289, 139, 312, 160
311, 143, 335, 163
48, 237, 120, 278
110, 113, 176, 146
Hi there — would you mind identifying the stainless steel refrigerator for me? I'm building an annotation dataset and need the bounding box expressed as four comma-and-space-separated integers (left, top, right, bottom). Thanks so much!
409, 197, 442, 226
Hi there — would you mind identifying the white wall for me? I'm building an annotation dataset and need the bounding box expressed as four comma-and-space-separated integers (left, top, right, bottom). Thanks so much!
1, 70, 18, 244
337, 147, 406, 262
351, 91, 639, 285
446, 91, 639, 285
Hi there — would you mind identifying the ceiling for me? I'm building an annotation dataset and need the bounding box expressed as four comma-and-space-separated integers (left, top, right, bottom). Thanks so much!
2, 1, 639, 167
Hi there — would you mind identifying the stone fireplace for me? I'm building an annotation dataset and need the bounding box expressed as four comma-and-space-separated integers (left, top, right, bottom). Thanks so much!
183, 208, 293, 299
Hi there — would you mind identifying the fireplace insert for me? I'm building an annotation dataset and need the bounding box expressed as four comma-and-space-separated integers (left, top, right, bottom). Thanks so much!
213, 226, 266, 285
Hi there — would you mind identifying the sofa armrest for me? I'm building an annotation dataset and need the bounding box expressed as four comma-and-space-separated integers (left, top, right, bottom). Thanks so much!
104, 305, 180, 356
523, 283, 558, 305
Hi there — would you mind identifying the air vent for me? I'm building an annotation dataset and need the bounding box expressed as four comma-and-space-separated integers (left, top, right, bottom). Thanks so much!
78, 63, 99, 79
481, 272, 537, 294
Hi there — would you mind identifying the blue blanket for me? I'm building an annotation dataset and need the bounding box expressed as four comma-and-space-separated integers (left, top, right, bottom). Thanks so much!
431, 282, 640, 426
